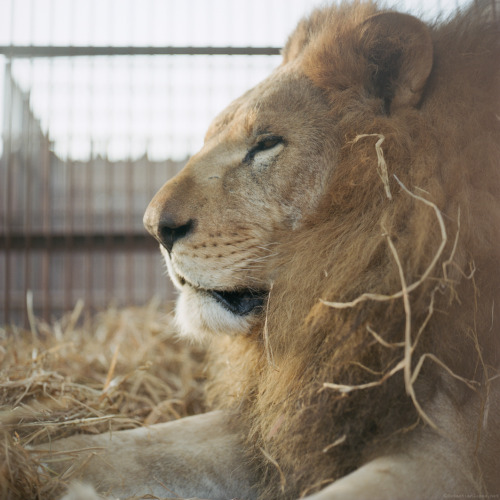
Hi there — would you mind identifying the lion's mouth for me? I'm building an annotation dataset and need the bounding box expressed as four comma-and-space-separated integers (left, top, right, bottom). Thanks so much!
207, 289, 267, 316
177, 274, 266, 316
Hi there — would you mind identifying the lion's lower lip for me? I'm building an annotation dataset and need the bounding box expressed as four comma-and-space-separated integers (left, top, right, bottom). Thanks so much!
207, 289, 267, 316
174, 271, 267, 316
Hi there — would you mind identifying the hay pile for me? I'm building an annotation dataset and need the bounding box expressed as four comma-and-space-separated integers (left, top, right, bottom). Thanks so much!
0, 300, 207, 500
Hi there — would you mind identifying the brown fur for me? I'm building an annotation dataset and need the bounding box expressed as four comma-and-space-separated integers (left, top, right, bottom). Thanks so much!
40, 3, 500, 499
206, 2, 500, 498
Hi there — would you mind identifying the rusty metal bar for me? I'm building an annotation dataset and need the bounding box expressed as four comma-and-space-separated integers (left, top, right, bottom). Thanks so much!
64, 159, 75, 314
146, 161, 155, 298
0, 46, 281, 58
39, 3, 52, 323
0, 233, 158, 252
23, 72, 34, 328
84, 156, 93, 316
104, 153, 114, 305
125, 157, 134, 306
41, 126, 52, 322
2, 62, 14, 326
63, 36, 76, 314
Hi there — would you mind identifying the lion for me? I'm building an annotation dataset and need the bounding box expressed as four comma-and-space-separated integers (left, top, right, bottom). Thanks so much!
35, 1, 500, 499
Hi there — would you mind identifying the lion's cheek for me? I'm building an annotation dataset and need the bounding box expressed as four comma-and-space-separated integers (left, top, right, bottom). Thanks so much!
174, 286, 254, 342
266, 157, 334, 230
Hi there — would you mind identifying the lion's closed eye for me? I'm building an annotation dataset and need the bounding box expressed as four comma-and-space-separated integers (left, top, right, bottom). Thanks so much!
244, 135, 284, 163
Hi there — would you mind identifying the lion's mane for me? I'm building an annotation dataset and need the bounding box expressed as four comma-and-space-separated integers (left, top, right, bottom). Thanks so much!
208, 2, 500, 498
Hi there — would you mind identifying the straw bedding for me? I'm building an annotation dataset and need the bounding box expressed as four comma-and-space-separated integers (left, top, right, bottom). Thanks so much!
0, 300, 207, 499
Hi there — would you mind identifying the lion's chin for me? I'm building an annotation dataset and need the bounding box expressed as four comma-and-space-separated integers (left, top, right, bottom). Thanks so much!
162, 249, 266, 340
174, 285, 264, 342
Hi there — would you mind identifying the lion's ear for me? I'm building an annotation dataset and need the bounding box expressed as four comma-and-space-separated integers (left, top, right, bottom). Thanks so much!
359, 12, 433, 112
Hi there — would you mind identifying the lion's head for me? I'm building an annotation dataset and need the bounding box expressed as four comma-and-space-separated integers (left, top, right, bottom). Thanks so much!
143, 66, 339, 340
143, 3, 437, 342
145, 1, 500, 497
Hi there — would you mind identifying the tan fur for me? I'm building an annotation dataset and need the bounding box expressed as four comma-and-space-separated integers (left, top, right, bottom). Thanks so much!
39, 2, 500, 499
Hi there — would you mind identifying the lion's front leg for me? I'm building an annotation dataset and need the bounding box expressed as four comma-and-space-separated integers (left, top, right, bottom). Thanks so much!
303, 453, 477, 500
33, 411, 258, 500
303, 388, 494, 500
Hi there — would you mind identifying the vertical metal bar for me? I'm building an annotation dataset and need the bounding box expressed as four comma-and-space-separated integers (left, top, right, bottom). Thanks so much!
125, 156, 133, 306
84, 0, 96, 320
23, 62, 34, 328
64, 158, 74, 313
41, 0, 55, 323
84, 144, 93, 319
104, 148, 114, 305
1, 0, 16, 325
22, 0, 36, 324
62, 0, 76, 318
163, 50, 175, 306
102, 0, 113, 310
144, 2, 155, 307
41, 128, 51, 322
125, 5, 135, 308
2, 61, 13, 325
145, 157, 154, 302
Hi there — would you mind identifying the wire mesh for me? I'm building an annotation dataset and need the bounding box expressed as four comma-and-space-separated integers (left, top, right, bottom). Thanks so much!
0, 0, 466, 325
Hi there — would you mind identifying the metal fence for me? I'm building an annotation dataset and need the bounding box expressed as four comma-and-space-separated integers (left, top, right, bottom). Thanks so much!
0, 61, 188, 325
0, 0, 466, 326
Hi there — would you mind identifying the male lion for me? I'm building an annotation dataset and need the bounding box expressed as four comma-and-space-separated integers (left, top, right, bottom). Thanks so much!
40, 1, 500, 499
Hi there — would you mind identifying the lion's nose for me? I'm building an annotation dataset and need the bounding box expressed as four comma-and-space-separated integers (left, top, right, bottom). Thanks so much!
144, 209, 194, 254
